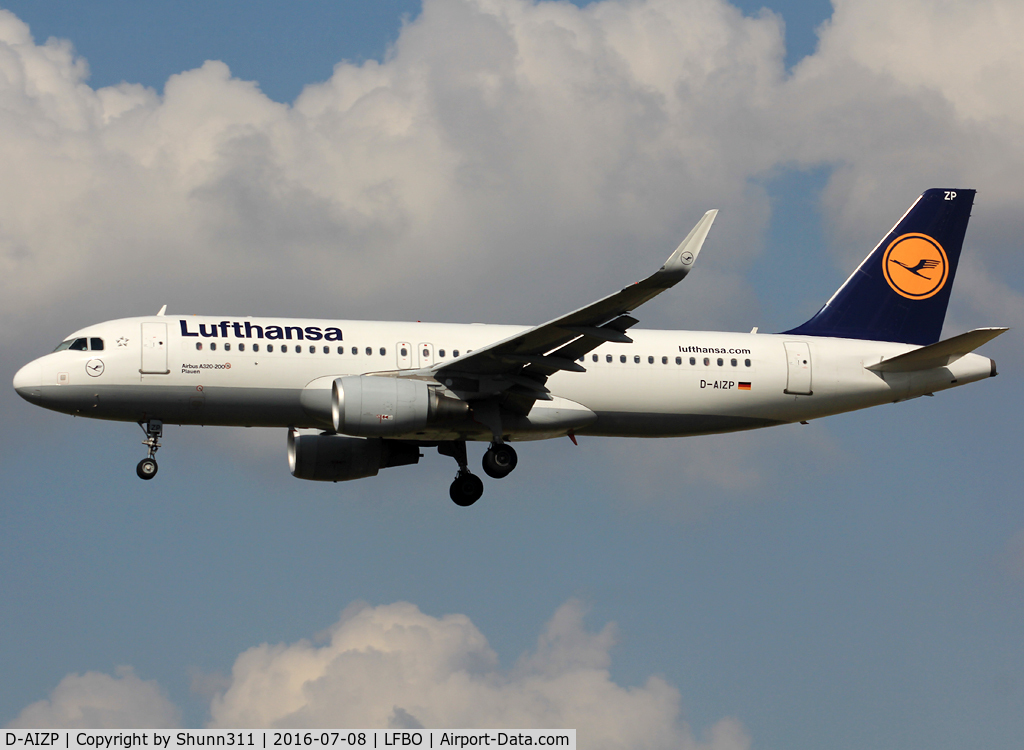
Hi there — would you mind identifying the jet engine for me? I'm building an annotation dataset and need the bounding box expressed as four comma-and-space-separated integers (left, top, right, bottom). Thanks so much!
288, 429, 420, 482
332, 376, 469, 437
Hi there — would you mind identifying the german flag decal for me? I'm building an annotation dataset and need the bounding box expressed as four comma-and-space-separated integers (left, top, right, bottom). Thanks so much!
738, 382, 751, 390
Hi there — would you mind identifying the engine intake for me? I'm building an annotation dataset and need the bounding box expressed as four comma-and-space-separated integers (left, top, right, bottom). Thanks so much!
288, 429, 420, 482
332, 376, 469, 437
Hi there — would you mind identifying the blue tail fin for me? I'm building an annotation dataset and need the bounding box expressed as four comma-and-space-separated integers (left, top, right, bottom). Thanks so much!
785, 188, 975, 345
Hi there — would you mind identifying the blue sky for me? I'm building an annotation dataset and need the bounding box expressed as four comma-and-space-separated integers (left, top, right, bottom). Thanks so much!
1, 1, 1022, 747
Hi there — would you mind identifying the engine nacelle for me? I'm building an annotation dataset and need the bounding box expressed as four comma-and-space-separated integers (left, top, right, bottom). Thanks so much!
288, 429, 420, 482
332, 376, 469, 437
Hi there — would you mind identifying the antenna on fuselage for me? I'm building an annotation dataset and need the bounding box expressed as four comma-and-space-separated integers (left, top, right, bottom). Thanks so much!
156, 305, 167, 316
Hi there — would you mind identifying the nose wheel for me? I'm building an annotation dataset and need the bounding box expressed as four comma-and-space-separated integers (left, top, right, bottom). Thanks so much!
136, 419, 163, 481
137, 457, 158, 480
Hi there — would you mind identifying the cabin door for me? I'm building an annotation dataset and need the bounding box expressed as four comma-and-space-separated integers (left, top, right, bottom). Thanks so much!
141, 323, 170, 375
783, 341, 812, 395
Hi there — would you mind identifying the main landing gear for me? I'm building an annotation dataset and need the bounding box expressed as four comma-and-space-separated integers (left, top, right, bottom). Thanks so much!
439, 441, 519, 506
136, 419, 162, 480
482, 443, 518, 479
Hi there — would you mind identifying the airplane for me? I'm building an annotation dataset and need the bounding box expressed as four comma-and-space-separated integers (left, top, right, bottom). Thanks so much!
12, 188, 1007, 506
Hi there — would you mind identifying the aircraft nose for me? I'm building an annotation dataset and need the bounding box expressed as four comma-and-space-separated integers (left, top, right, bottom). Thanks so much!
13, 360, 42, 400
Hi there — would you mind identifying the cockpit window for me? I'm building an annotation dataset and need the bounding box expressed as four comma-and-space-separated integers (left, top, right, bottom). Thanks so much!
54, 336, 105, 352
58, 338, 89, 351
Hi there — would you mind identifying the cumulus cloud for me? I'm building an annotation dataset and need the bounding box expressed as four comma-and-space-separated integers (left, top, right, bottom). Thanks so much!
2, 0, 1022, 348
207, 599, 748, 749
0, 0, 787, 345
8, 603, 747, 750
5, 666, 181, 728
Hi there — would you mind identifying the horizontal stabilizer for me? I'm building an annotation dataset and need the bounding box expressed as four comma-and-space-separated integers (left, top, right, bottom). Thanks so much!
866, 327, 1008, 372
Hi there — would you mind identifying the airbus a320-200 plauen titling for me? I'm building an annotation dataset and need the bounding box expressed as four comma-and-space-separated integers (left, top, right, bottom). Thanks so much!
14, 189, 1006, 506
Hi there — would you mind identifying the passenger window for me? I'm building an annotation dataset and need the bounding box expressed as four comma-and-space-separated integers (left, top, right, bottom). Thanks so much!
592, 354, 598, 362
267, 344, 274, 353
401, 347, 408, 357
439, 349, 446, 358
675, 356, 682, 365
224, 342, 231, 351
620, 355, 626, 363
210, 342, 217, 351
196, 342, 203, 351
690, 357, 696, 365
366, 347, 372, 356
323, 346, 329, 354
281, 344, 288, 353
309, 345, 315, 354
731, 358, 737, 366
703, 357, 710, 366
662, 356, 668, 364
717, 358, 723, 366
634, 355, 640, 364
453, 350, 460, 357
69, 338, 88, 351
337, 346, 343, 354
606, 354, 612, 363
352, 347, 358, 355
380, 347, 386, 356
239, 343, 246, 352
648, 356, 655, 364
745, 359, 751, 367
253, 343, 260, 352
296, 346, 301, 354
90, 338, 104, 351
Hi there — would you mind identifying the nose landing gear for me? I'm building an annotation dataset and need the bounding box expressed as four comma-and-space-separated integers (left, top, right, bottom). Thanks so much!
136, 420, 163, 480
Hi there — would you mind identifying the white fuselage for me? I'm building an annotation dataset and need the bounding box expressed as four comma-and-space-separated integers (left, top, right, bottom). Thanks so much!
13, 315, 996, 442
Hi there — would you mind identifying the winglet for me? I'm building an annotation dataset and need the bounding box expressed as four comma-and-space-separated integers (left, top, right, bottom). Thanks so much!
659, 209, 718, 279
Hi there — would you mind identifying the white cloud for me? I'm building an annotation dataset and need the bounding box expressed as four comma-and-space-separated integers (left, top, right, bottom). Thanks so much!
782, 0, 1024, 272
3, 0, 1022, 349
0, 0, 789, 347
5, 666, 181, 728
7, 603, 747, 750
207, 600, 748, 749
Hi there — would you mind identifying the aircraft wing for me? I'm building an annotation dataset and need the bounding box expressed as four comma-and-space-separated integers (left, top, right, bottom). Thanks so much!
418, 210, 718, 409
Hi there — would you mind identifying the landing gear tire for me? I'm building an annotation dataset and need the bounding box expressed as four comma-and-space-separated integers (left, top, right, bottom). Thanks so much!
137, 457, 158, 480
450, 471, 484, 507
482, 443, 518, 479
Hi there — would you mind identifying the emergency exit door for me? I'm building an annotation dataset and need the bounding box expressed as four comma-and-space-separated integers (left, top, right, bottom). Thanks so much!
141, 322, 170, 374
783, 341, 812, 395
417, 342, 435, 368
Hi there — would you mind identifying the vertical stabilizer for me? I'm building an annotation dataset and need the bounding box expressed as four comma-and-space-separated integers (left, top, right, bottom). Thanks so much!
785, 189, 975, 345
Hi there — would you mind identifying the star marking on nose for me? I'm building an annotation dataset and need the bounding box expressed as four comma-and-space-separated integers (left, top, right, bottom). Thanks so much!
117, 337, 129, 347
